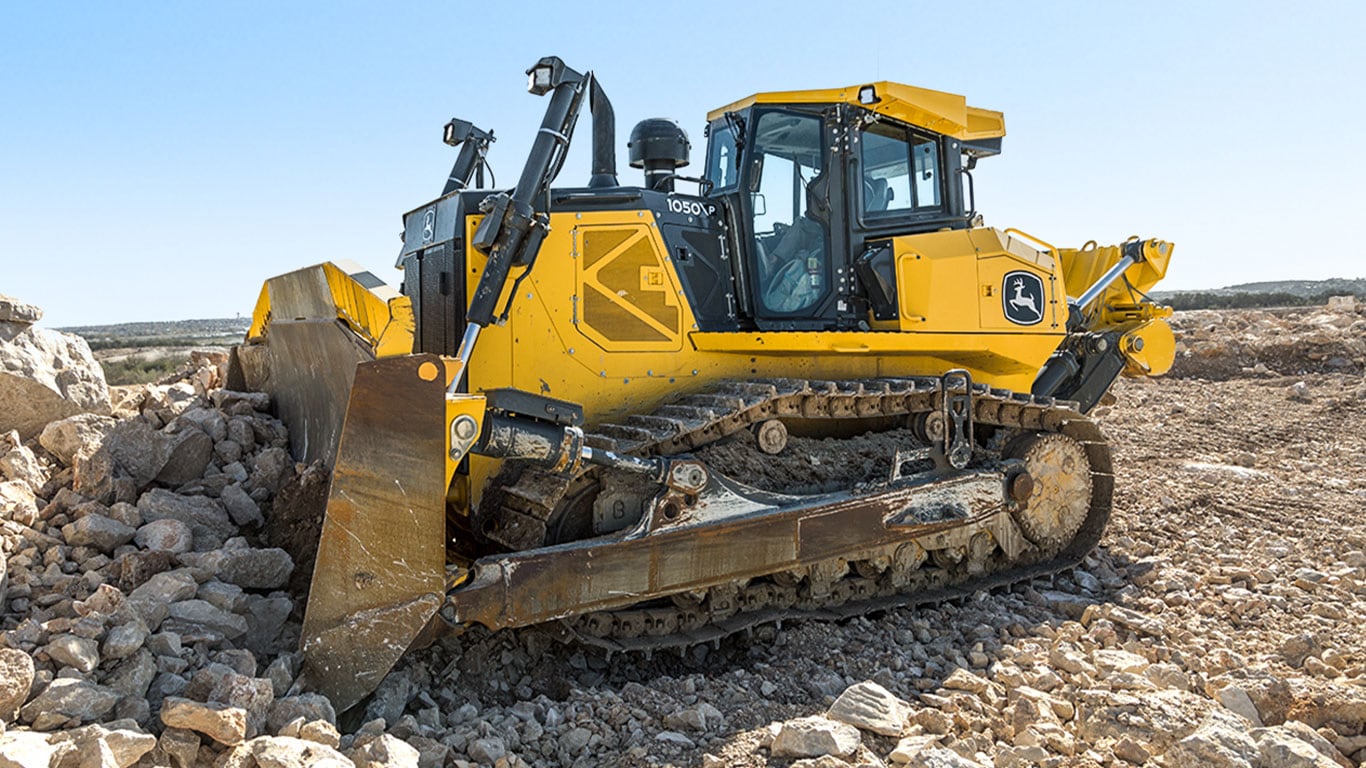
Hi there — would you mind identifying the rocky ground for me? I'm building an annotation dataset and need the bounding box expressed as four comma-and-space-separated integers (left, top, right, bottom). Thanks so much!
0, 295, 1363, 767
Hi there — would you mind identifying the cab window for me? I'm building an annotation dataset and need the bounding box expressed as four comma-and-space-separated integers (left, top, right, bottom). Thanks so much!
748, 110, 828, 314
704, 122, 739, 190
861, 123, 943, 213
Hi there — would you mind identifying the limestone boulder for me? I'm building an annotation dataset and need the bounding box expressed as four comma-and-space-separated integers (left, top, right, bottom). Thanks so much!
39, 413, 117, 467
221, 736, 352, 768
0, 649, 35, 723
19, 678, 122, 730
160, 697, 248, 746
347, 733, 421, 768
137, 490, 234, 550
0, 731, 57, 768
0, 480, 38, 526
49, 724, 157, 768
771, 716, 862, 759
0, 432, 46, 493
827, 680, 909, 736
0, 295, 42, 325
0, 311, 109, 440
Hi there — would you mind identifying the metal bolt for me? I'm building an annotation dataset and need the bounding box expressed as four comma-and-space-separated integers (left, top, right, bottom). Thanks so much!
1009, 471, 1035, 503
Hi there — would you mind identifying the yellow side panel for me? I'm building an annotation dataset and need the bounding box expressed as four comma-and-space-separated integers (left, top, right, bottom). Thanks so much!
893, 228, 1065, 334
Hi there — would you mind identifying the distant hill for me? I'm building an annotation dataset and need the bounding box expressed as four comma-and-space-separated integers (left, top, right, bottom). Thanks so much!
1152, 277, 1366, 300
1151, 278, 1365, 311
59, 317, 251, 351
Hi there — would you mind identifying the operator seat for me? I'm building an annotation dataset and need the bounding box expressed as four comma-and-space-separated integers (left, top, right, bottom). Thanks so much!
866, 177, 892, 212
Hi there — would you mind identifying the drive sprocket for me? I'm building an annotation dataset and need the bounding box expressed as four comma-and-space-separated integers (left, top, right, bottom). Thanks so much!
1006, 432, 1093, 553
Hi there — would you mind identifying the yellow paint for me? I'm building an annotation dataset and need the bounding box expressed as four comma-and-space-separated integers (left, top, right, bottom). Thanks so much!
247, 261, 415, 358
1057, 238, 1174, 327
707, 81, 1004, 142
451, 216, 1106, 507
417, 361, 440, 381
1120, 319, 1176, 378
443, 393, 487, 492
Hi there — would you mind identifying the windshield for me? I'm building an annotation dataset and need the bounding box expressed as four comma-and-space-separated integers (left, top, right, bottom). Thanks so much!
704, 122, 738, 191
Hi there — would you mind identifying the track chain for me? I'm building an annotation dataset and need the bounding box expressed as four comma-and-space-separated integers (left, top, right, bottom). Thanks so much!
477, 377, 1113, 653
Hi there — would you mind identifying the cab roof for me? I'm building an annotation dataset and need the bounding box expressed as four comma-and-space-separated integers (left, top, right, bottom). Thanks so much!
706, 82, 1005, 142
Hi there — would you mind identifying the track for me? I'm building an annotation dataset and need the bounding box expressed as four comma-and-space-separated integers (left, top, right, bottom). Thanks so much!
471, 377, 1113, 653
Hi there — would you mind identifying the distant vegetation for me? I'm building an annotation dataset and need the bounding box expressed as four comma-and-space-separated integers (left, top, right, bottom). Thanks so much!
1151, 277, 1365, 311
85, 335, 224, 351
61, 317, 250, 351
101, 355, 184, 385
1160, 290, 1359, 311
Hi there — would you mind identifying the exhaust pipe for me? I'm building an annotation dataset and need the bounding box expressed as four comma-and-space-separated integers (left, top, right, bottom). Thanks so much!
588, 77, 618, 188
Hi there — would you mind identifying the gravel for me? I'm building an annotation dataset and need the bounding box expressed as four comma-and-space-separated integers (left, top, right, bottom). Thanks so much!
1, 305, 1363, 767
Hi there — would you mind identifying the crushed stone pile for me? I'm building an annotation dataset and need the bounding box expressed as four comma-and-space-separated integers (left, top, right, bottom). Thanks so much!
1171, 303, 1366, 380
0, 297, 1361, 768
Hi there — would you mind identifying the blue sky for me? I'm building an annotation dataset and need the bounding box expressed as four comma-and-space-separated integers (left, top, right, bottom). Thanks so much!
2, 1, 1363, 326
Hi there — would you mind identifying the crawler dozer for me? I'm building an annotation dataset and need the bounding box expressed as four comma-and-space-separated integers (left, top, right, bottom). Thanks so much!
233, 57, 1176, 711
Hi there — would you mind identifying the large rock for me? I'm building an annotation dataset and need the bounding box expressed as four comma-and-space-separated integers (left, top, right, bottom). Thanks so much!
219, 484, 263, 528
45, 634, 101, 674
0, 730, 57, 768
102, 650, 157, 700
102, 620, 150, 661
137, 489, 234, 550
127, 569, 200, 626
267, 695, 337, 734
217, 548, 293, 590
1254, 726, 1346, 768
62, 513, 137, 553
19, 678, 122, 730
154, 427, 213, 487
49, 724, 157, 768
771, 716, 861, 759
0, 432, 46, 493
1164, 711, 1260, 768
134, 518, 194, 554
250, 447, 293, 493
162, 599, 248, 640
195, 668, 274, 736
160, 697, 248, 746
1078, 689, 1209, 753
221, 736, 352, 768
0, 296, 42, 325
348, 734, 421, 768
827, 681, 908, 736
0, 314, 109, 440
0, 480, 38, 526
102, 420, 165, 489
157, 728, 200, 768
39, 413, 117, 466
0, 649, 35, 723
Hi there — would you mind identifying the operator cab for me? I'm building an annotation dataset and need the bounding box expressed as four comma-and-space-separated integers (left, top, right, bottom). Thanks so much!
702, 83, 1004, 331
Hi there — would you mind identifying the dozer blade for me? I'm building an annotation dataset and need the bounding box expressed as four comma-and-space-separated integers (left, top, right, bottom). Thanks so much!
299, 354, 448, 712
230, 261, 412, 468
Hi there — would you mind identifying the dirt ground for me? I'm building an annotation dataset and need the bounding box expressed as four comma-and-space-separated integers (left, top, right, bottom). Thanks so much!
367, 306, 1366, 767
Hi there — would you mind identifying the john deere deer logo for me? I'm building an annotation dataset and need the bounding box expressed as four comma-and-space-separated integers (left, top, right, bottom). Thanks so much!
1002, 271, 1044, 326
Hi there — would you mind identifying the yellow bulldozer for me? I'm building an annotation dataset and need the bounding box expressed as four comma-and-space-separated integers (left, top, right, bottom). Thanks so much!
231, 56, 1176, 711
